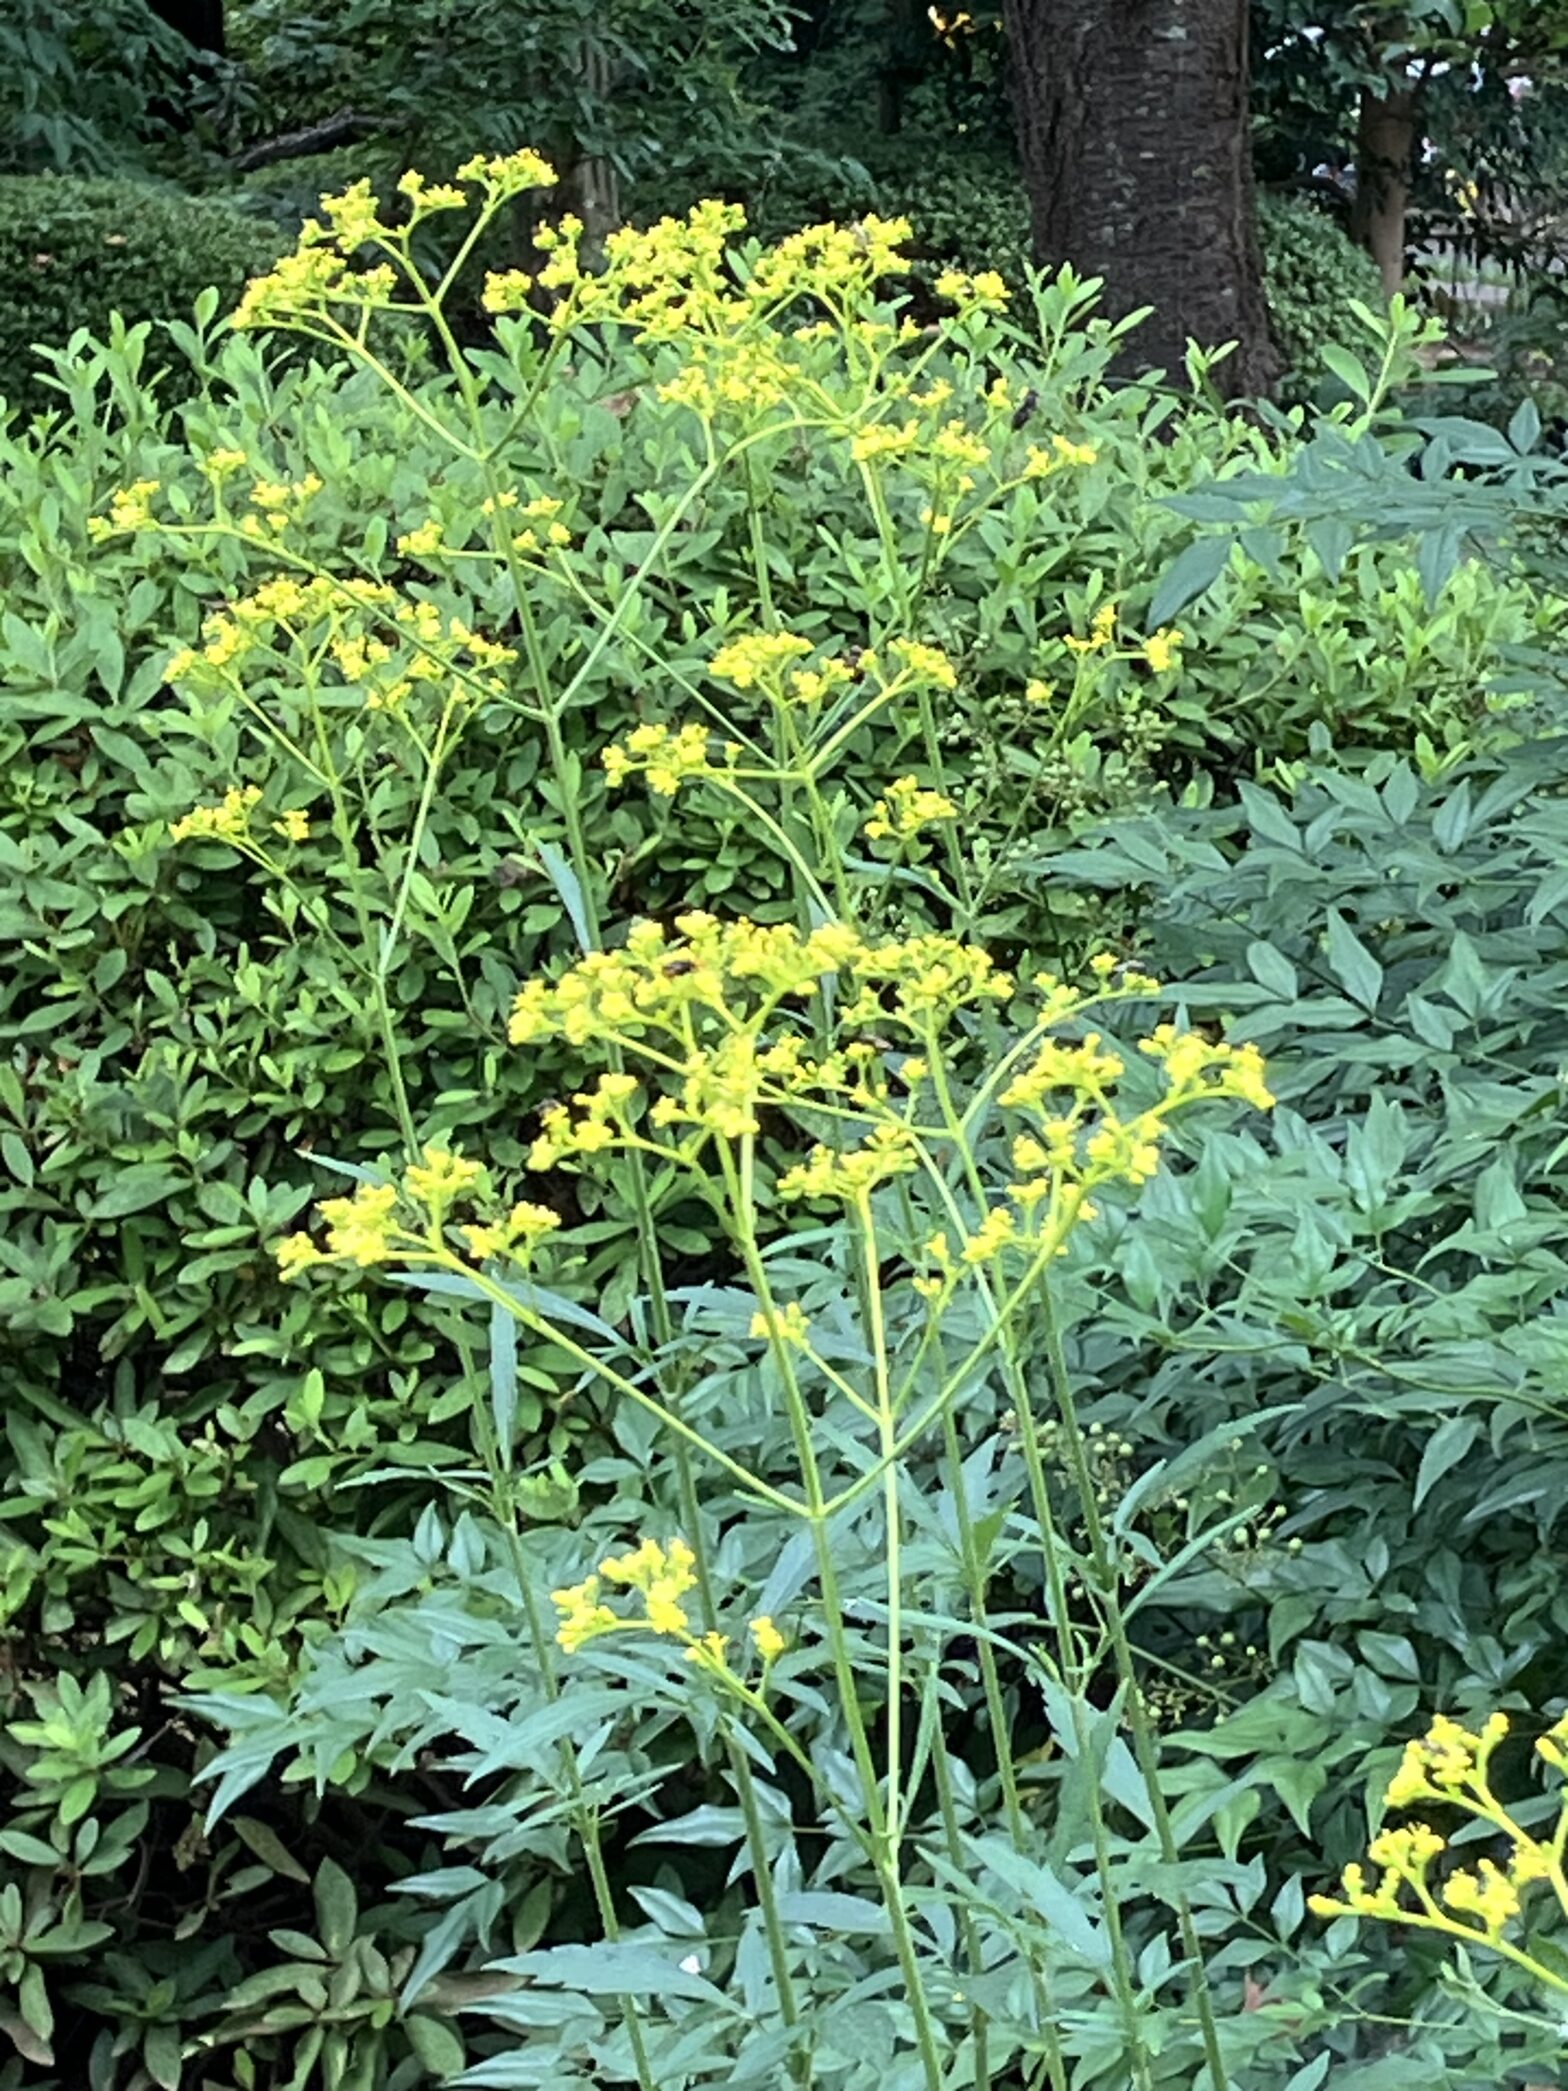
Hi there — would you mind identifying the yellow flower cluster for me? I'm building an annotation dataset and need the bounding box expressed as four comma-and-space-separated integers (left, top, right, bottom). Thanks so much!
92, 480, 160, 536
601, 721, 741, 798
275, 1146, 560, 1278
749, 215, 917, 303
1386, 1709, 1509, 1808
482, 269, 534, 314
507, 916, 1008, 1056
852, 419, 922, 464
777, 1124, 919, 1202
395, 169, 471, 217
162, 576, 514, 712
454, 148, 558, 195
496, 915, 1274, 1254
864, 774, 960, 842
248, 472, 323, 522
1066, 603, 1119, 655
1025, 435, 1099, 478
750, 1616, 787, 1664
750, 1301, 812, 1348
1311, 1710, 1568, 1972
710, 631, 814, 689
934, 266, 1010, 309
396, 519, 445, 559
1143, 626, 1184, 675
888, 637, 958, 690
170, 785, 262, 844
233, 154, 556, 329
552, 1537, 787, 1674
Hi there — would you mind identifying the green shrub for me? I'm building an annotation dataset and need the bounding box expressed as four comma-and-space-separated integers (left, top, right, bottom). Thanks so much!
1256, 190, 1386, 402
0, 175, 283, 424
0, 163, 1563, 2080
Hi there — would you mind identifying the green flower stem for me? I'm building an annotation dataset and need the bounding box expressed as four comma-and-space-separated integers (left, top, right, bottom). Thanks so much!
912, 1056, 1107, 2091
727, 1144, 947, 2091
1005, 1314, 1155, 2091
853, 1190, 905, 1844
455, 1260, 799, 1515
710, 778, 840, 919
666, 1439, 808, 2075
925, 1694, 994, 2091
1036, 1285, 1232, 2091
464, 1342, 660, 2091
852, 457, 977, 924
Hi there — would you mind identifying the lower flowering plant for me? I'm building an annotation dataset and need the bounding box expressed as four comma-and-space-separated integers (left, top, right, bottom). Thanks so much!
1311, 1709, 1568, 2009
269, 910, 1275, 2089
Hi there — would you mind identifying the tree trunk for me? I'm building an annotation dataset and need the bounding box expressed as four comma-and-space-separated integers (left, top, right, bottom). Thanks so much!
1003, 0, 1276, 398
560, 38, 621, 270
1352, 85, 1417, 300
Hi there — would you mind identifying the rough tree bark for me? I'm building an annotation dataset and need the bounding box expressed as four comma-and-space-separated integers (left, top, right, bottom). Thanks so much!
1003, 0, 1277, 397
1352, 85, 1418, 298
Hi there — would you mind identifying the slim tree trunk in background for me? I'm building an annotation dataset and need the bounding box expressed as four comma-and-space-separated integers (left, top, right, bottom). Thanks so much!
1353, 85, 1417, 298
562, 38, 621, 269
1003, 0, 1276, 397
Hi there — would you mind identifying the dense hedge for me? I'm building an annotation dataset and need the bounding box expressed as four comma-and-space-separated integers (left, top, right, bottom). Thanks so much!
0, 175, 283, 422
1256, 190, 1386, 401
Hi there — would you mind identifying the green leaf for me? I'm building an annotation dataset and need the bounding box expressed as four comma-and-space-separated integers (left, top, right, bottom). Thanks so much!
313, 1856, 358, 1958
1324, 909, 1383, 1010
234, 1815, 311, 1885
142, 2020, 183, 2091
536, 840, 593, 953
1415, 1415, 1483, 1509
962, 1833, 1111, 1967
1319, 344, 1373, 402
493, 1944, 736, 2008
1246, 942, 1298, 1001
1146, 536, 1231, 628
88, 1164, 189, 1218
404, 2014, 466, 2078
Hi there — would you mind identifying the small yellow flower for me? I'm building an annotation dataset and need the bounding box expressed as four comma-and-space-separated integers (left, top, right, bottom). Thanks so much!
482, 270, 535, 313
599, 1536, 698, 1637
551, 1575, 619, 1653
709, 631, 813, 690
750, 1301, 812, 1348
397, 519, 445, 559
272, 809, 310, 843
1066, 603, 1118, 655
750, 1616, 787, 1664
317, 1181, 402, 1267
864, 774, 960, 843
888, 637, 958, 690
1143, 626, 1184, 675
1443, 1859, 1521, 1939
961, 1205, 1017, 1264
276, 1231, 325, 1281
404, 1145, 485, 1212
169, 784, 262, 845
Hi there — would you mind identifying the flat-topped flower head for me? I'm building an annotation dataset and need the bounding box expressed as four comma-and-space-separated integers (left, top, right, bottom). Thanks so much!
170, 785, 263, 845
865, 775, 960, 842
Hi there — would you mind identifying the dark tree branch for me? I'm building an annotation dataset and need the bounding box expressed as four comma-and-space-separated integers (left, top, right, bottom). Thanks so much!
232, 110, 388, 173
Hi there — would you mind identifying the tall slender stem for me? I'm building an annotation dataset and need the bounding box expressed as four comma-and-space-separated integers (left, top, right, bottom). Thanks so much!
1037, 1286, 1231, 2091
